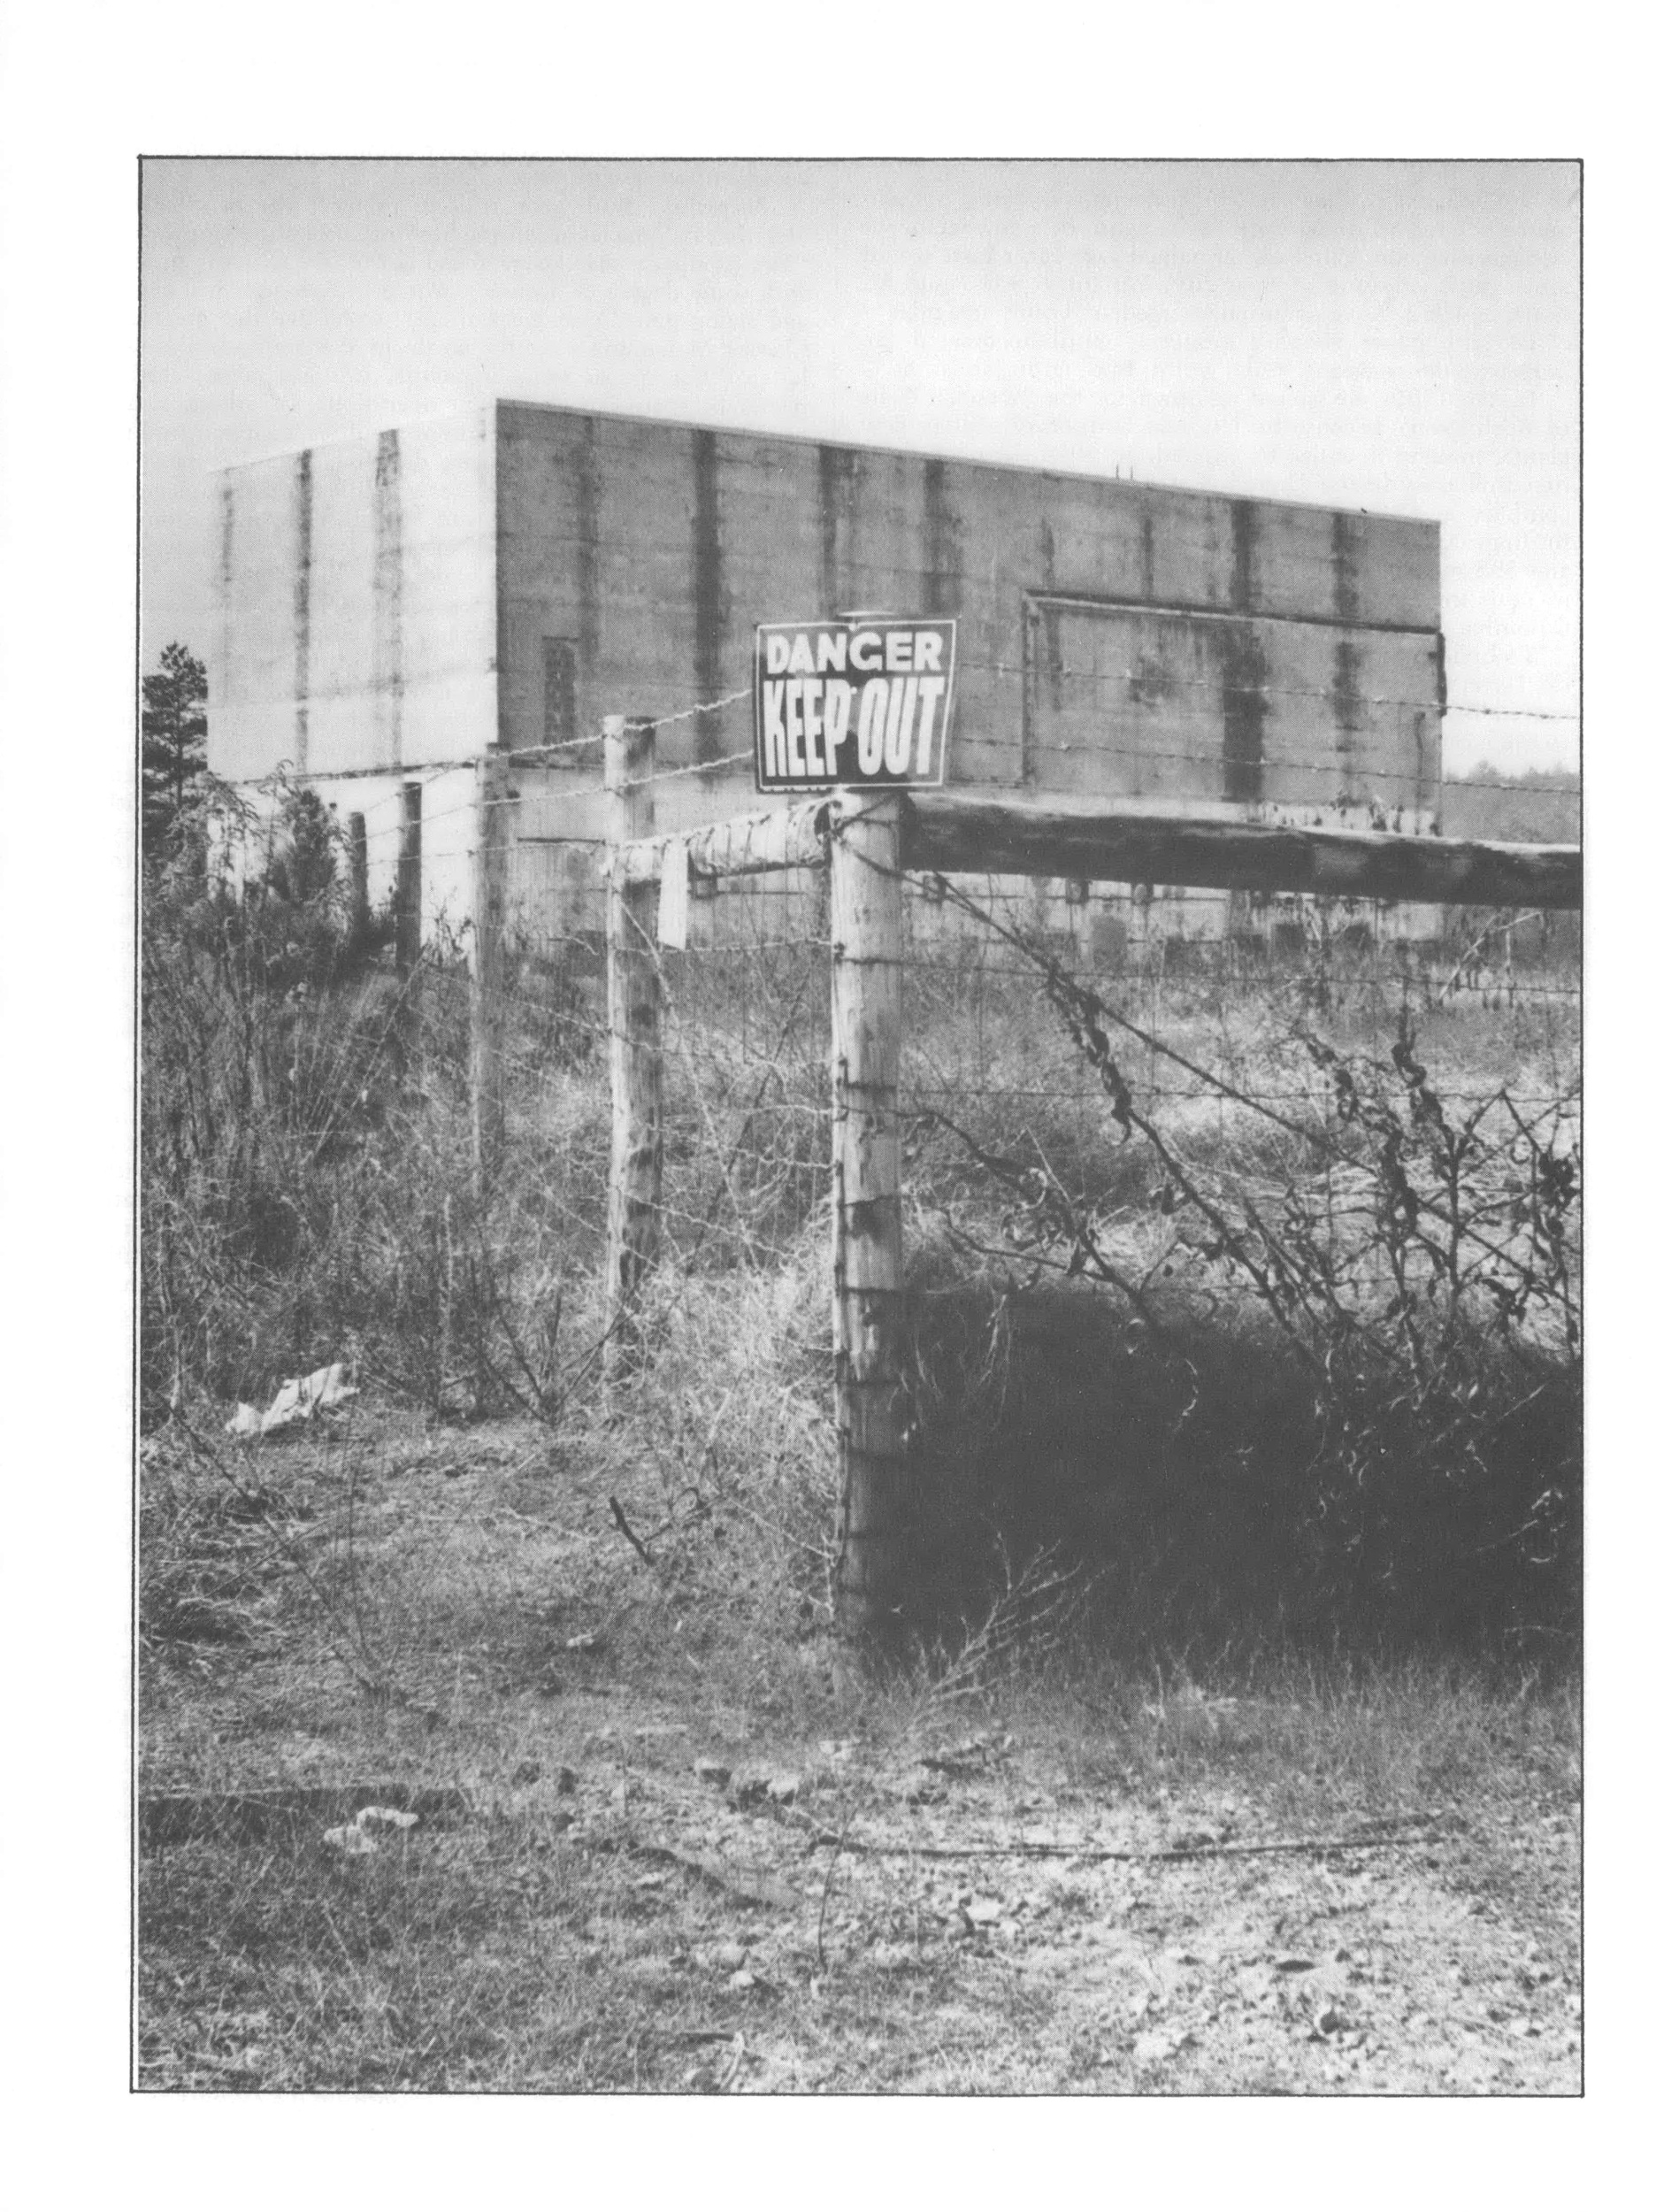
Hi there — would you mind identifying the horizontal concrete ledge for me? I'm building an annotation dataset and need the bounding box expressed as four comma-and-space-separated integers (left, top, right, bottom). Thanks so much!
612, 790, 1582, 910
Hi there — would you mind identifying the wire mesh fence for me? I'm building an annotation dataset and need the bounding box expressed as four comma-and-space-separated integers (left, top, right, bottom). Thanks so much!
892, 869, 1581, 1317
144, 680, 1583, 1642
582, 835, 1583, 1634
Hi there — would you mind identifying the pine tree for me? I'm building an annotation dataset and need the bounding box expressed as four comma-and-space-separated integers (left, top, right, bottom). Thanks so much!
142, 642, 208, 853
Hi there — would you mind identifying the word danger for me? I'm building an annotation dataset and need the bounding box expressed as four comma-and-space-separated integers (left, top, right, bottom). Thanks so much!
753, 619, 956, 791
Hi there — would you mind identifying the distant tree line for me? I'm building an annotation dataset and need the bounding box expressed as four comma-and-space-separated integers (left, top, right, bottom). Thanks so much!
1439, 763, 1581, 845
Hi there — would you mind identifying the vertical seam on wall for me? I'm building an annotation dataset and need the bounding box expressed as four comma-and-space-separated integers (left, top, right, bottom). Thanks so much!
692, 427, 723, 765
373, 428, 404, 771
293, 449, 312, 775
493, 403, 506, 750
218, 477, 234, 766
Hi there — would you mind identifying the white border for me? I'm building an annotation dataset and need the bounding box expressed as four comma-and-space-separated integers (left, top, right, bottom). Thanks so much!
3, 2, 1639, 2191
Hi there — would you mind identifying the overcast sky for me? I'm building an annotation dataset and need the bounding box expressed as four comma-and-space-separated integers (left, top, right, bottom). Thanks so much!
140, 158, 1580, 775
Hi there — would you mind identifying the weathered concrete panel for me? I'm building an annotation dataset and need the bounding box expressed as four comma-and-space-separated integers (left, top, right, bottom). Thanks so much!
493, 402, 1441, 828
215, 399, 1443, 938
211, 452, 303, 781
1023, 601, 1442, 817
210, 407, 496, 781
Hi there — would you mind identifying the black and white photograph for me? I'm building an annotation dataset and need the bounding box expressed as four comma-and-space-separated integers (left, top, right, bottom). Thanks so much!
124, 150, 1584, 2099
19, 19, 1640, 2151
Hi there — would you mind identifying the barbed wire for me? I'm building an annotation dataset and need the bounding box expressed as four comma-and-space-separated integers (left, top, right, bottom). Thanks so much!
206, 647, 1581, 825
964, 652, 1578, 724
227, 746, 1579, 871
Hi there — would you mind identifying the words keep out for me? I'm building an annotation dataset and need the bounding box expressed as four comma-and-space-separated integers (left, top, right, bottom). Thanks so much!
759, 626, 949, 783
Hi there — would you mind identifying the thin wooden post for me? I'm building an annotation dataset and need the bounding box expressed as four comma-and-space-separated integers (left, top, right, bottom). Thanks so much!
830, 791, 907, 1633
471, 748, 510, 1194
395, 780, 422, 975
348, 810, 369, 942
395, 779, 423, 1064
603, 716, 663, 1390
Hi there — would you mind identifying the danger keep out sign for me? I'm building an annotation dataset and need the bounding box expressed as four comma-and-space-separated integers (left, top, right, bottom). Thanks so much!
753, 618, 956, 793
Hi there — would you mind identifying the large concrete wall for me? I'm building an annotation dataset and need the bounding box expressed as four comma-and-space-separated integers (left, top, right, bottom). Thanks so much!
495, 401, 1442, 833
210, 407, 498, 781
210, 399, 1444, 944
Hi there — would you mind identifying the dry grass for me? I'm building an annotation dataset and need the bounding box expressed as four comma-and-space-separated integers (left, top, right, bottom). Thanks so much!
138, 1402, 1580, 2093
140, 833, 1581, 2090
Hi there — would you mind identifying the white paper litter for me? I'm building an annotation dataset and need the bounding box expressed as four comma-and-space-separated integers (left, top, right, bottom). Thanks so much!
323, 1823, 379, 1855
225, 1361, 358, 1439
356, 1805, 419, 1832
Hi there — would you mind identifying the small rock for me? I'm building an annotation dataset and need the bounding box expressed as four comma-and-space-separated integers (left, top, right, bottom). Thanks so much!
710, 1940, 747, 1971
728, 1969, 756, 1992
1312, 2002, 1342, 2037
356, 1805, 418, 1832
765, 1772, 801, 1804
1132, 2027, 1189, 2065
564, 1632, 603, 1654
694, 1758, 732, 1787
961, 1897, 1002, 1929
323, 1823, 378, 1855
899, 1771, 947, 1807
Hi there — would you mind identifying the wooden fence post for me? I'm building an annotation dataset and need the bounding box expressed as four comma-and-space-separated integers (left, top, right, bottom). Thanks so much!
395, 779, 423, 1061
348, 810, 370, 942
395, 780, 423, 974
471, 748, 510, 1194
830, 790, 907, 1633
603, 716, 663, 1391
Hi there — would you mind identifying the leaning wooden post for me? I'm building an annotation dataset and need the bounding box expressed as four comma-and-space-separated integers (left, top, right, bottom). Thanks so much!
470, 747, 510, 1195
603, 715, 663, 1393
830, 790, 907, 1633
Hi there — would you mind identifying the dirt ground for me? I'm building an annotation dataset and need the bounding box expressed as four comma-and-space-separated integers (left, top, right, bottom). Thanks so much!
138, 1410, 1582, 2094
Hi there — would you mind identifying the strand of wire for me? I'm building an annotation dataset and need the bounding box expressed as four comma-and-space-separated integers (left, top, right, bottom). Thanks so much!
957, 653, 1578, 722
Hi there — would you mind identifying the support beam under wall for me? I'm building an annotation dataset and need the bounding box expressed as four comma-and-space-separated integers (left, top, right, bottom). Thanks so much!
611, 793, 1580, 913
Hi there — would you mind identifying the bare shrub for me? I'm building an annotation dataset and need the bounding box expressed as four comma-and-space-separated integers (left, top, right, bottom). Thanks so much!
897, 878, 1581, 1651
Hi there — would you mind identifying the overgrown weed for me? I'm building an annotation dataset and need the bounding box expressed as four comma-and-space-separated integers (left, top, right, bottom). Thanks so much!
143, 808, 1579, 1677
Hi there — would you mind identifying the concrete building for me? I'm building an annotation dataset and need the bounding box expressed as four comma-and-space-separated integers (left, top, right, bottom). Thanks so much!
210, 400, 1445, 948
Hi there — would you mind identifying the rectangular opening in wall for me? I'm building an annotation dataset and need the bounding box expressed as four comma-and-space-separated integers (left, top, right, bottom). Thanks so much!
543, 638, 578, 752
